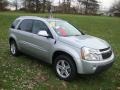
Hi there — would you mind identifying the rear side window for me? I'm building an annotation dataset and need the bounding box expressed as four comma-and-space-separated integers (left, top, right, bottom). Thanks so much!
18, 19, 33, 32
11, 19, 20, 29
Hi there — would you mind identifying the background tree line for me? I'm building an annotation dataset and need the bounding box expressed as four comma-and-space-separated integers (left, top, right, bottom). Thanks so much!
5, 0, 120, 16
0, 0, 100, 15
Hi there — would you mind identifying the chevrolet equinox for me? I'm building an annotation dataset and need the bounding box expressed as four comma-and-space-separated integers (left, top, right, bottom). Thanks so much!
9, 16, 115, 81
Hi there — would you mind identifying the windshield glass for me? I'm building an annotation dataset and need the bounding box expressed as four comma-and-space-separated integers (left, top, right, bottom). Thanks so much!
48, 20, 82, 37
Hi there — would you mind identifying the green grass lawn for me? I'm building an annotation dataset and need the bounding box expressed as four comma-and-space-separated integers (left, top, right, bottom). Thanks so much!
0, 12, 120, 90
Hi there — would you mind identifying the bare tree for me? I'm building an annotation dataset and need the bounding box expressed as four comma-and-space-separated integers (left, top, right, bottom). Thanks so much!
22, 0, 52, 13
46, 0, 52, 13
59, 0, 71, 13
0, 0, 9, 11
22, 0, 41, 12
35, 0, 41, 12
109, 0, 120, 16
66, 0, 71, 13
42, 0, 46, 13
78, 0, 99, 15
22, 0, 27, 10
12, 0, 18, 10
109, 1, 120, 12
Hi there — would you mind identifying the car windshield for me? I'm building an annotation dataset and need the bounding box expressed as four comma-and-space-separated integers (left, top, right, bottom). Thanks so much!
48, 20, 82, 37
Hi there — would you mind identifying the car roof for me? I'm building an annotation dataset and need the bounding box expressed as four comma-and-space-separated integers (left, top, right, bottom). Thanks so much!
17, 16, 65, 22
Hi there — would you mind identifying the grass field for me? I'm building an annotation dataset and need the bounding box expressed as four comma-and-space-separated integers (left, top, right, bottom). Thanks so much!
0, 12, 120, 90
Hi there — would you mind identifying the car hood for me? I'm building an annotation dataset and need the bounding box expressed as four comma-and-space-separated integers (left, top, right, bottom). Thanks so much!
59, 35, 110, 49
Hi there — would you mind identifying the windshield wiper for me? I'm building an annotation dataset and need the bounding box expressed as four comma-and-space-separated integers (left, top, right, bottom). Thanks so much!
74, 35, 81, 36
66, 35, 81, 37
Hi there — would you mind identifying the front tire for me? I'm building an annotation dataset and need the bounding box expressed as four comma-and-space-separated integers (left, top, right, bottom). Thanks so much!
10, 40, 19, 56
54, 55, 77, 81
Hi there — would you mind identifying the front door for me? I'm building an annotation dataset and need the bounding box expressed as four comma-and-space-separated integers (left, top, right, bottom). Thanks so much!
31, 20, 55, 62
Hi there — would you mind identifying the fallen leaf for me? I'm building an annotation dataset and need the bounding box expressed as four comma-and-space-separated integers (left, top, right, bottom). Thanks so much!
117, 87, 120, 90
62, 81, 67, 88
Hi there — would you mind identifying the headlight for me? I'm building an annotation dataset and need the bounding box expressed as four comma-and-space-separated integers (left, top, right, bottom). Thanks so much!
81, 47, 100, 61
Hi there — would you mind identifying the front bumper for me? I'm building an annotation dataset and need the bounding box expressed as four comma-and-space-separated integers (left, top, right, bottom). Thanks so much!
77, 52, 114, 74
94, 61, 114, 74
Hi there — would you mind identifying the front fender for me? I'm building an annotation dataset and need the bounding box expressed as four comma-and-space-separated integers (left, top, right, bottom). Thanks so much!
51, 41, 83, 73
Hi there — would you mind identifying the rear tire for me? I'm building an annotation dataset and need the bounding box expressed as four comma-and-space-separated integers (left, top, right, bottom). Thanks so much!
54, 55, 77, 81
10, 40, 20, 56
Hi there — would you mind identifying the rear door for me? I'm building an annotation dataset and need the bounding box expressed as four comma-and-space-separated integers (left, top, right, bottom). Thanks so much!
15, 19, 34, 54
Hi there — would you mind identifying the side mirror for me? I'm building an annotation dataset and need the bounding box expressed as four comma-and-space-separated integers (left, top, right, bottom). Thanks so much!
38, 30, 49, 37
11, 25, 15, 29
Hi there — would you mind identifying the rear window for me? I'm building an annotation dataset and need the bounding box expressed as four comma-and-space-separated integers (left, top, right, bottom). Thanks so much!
11, 19, 20, 29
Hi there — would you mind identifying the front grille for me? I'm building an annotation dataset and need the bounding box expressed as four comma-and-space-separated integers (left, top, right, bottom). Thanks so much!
100, 47, 110, 52
101, 50, 112, 59
99, 47, 112, 59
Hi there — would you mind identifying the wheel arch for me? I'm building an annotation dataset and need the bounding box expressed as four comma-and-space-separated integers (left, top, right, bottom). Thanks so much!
9, 36, 19, 50
52, 51, 77, 70
9, 37, 16, 44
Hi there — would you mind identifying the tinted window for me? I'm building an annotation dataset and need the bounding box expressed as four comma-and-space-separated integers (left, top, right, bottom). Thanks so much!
18, 19, 33, 32
32, 20, 49, 34
11, 19, 20, 29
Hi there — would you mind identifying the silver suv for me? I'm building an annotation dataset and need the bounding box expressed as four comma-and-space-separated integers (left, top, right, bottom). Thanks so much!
9, 16, 115, 81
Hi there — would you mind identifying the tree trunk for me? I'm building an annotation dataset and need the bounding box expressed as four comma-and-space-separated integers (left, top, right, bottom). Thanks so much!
35, 0, 39, 12
85, 0, 88, 14
42, 0, 46, 13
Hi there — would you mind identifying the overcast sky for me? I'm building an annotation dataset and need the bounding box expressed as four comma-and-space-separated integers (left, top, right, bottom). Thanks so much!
53, 0, 117, 10
98, 0, 117, 10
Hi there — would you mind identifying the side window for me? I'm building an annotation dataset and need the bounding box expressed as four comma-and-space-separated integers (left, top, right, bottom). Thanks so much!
18, 19, 33, 32
32, 20, 49, 34
11, 19, 20, 29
